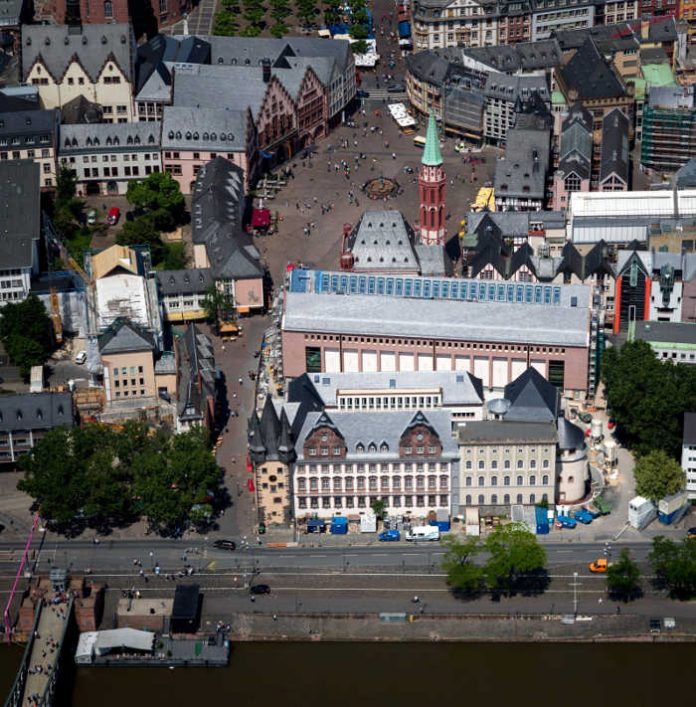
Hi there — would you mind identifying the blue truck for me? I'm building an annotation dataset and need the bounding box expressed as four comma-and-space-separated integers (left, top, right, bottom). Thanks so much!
378, 529, 401, 542
573, 508, 594, 525
555, 515, 577, 529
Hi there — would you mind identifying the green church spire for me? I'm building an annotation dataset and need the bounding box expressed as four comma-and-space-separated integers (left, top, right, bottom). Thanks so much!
421, 111, 443, 167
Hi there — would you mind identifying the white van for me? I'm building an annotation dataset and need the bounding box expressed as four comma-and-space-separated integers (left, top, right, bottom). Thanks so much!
405, 525, 440, 542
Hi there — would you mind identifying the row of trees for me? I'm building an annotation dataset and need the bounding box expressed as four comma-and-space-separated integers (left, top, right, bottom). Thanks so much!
214, 0, 320, 37
18, 422, 222, 536
0, 295, 53, 378
443, 530, 696, 603
442, 524, 548, 598
115, 171, 188, 269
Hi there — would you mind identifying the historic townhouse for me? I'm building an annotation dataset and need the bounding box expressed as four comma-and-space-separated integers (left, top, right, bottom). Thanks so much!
21, 23, 136, 122
59, 121, 161, 196
412, 0, 499, 50
0, 105, 59, 189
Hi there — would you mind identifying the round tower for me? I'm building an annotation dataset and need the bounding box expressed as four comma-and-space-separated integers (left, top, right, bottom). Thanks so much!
418, 112, 446, 246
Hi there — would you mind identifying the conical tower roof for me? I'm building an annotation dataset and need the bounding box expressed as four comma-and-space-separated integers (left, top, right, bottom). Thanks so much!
422, 111, 443, 167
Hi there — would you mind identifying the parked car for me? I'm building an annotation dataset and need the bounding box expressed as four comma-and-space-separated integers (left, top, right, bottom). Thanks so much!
212, 539, 237, 551
687, 527, 696, 539
75, 351, 87, 365
356, 89, 370, 98
577, 411, 592, 424
573, 508, 594, 525
107, 207, 121, 226
387, 83, 405, 93
555, 515, 577, 529
86, 209, 97, 225
378, 529, 401, 542
250, 584, 271, 595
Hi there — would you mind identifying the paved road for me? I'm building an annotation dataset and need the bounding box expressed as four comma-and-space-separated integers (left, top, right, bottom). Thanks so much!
166, 0, 218, 35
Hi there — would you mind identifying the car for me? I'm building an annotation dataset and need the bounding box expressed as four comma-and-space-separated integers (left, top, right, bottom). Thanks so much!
577, 411, 593, 424
107, 207, 121, 226
356, 89, 370, 98
555, 515, 577, 529
212, 539, 237, 551
573, 508, 594, 525
250, 584, 271, 595
86, 209, 97, 225
588, 558, 609, 573
688, 527, 696, 539
387, 83, 405, 93
378, 529, 401, 541
75, 351, 87, 365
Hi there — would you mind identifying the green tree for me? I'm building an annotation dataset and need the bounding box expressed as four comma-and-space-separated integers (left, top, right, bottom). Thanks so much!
271, 20, 288, 37
351, 24, 368, 40
371, 498, 385, 519
18, 428, 87, 526
606, 549, 642, 602
649, 536, 696, 600
483, 523, 548, 597
55, 165, 78, 208
201, 285, 232, 324
116, 214, 166, 265
442, 534, 484, 596
634, 449, 685, 502
213, 10, 240, 36
163, 242, 188, 270
350, 39, 368, 54
602, 341, 688, 458
126, 171, 186, 227
0, 294, 54, 377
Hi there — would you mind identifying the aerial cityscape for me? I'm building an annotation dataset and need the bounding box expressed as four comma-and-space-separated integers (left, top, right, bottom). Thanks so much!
0, 0, 695, 702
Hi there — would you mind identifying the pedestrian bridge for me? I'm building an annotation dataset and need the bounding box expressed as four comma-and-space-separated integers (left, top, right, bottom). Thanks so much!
4, 571, 73, 707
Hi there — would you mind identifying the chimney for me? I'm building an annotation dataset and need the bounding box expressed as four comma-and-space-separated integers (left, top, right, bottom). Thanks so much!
262, 59, 271, 83
641, 19, 649, 40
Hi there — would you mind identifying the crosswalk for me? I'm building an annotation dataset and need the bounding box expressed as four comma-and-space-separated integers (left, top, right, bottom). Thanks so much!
361, 90, 408, 101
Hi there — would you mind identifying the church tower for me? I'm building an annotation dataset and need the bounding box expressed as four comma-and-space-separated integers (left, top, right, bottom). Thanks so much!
418, 112, 446, 245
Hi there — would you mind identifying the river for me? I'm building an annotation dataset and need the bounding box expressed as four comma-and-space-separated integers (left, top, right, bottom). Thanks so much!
0, 642, 693, 706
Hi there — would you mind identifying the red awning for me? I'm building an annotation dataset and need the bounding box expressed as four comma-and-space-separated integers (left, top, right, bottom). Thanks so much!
251, 208, 271, 229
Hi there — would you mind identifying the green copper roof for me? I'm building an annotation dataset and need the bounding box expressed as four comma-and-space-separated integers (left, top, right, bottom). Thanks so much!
422, 112, 443, 167
641, 63, 676, 88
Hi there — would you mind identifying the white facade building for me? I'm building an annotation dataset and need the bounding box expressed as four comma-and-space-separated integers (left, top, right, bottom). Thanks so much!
58, 122, 161, 196
682, 413, 696, 500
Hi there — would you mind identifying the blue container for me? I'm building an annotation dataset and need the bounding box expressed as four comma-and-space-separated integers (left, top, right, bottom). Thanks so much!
330, 517, 348, 534
535, 506, 550, 535
398, 21, 411, 38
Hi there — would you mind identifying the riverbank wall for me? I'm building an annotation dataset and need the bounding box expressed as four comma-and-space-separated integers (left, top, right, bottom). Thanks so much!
226, 612, 696, 643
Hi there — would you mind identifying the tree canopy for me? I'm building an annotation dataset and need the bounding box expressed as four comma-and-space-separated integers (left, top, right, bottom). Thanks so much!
649, 536, 696, 600
126, 171, 186, 231
601, 340, 696, 459
606, 549, 642, 602
18, 422, 222, 535
442, 524, 548, 599
633, 449, 685, 502
0, 294, 53, 377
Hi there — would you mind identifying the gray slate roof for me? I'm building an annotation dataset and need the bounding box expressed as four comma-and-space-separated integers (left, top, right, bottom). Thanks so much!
283, 291, 590, 347
294, 409, 458, 460
177, 323, 217, 422
296, 370, 485, 407
634, 321, 696, 346
161, 106, 247, 152
0, 0, 24, 26
557, 416, 585, 451
0, 160, 40, 269
503, 367, 559, 422
0, 392, 74, 433
191, 157, 263, 280
0, 108, 58, 140
98, 318, 156, 354
21, 23, 134, 83
346, 210, 419, 271
560, 39, 625, 101
157, 268, 213, 296
59, 122, 161, 153
600, 108, 629, 184
457, 420, 557, 444
495, 125, 550, 200
683, 412, 696, 446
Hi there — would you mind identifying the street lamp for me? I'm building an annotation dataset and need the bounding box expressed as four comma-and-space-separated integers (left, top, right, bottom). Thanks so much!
572, 572, 579, 615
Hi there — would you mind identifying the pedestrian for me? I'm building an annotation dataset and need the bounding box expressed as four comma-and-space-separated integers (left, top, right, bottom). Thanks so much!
238, 376, 243, 385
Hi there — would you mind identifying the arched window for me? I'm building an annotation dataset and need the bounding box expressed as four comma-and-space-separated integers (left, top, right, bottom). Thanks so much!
368, 442, 377, 453
516, 493, 523, 504
478, 494, 485, 505
478, 476, 484, 486
465, 494, 472, 505
298, 478, 306, 491
530, 459, 537, 469
465, 476, 472, 487
542, 475, 549, 485
491, 494, 498, 504
504, 476, 510, 486
503, 494, 510, 504
529, 493, 536, 504
380, 442, 389, 452
517, 475, 523, 486
356, 443, 364, 453
104, 0, 113, 19
530, 475, 536, 486
491, 476, 497, 486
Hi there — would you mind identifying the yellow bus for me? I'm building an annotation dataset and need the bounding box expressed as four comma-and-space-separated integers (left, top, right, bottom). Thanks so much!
413, 135, 426, 148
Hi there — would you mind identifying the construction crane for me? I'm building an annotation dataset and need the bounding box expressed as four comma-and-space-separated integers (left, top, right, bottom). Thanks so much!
49, 287, 63, 345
